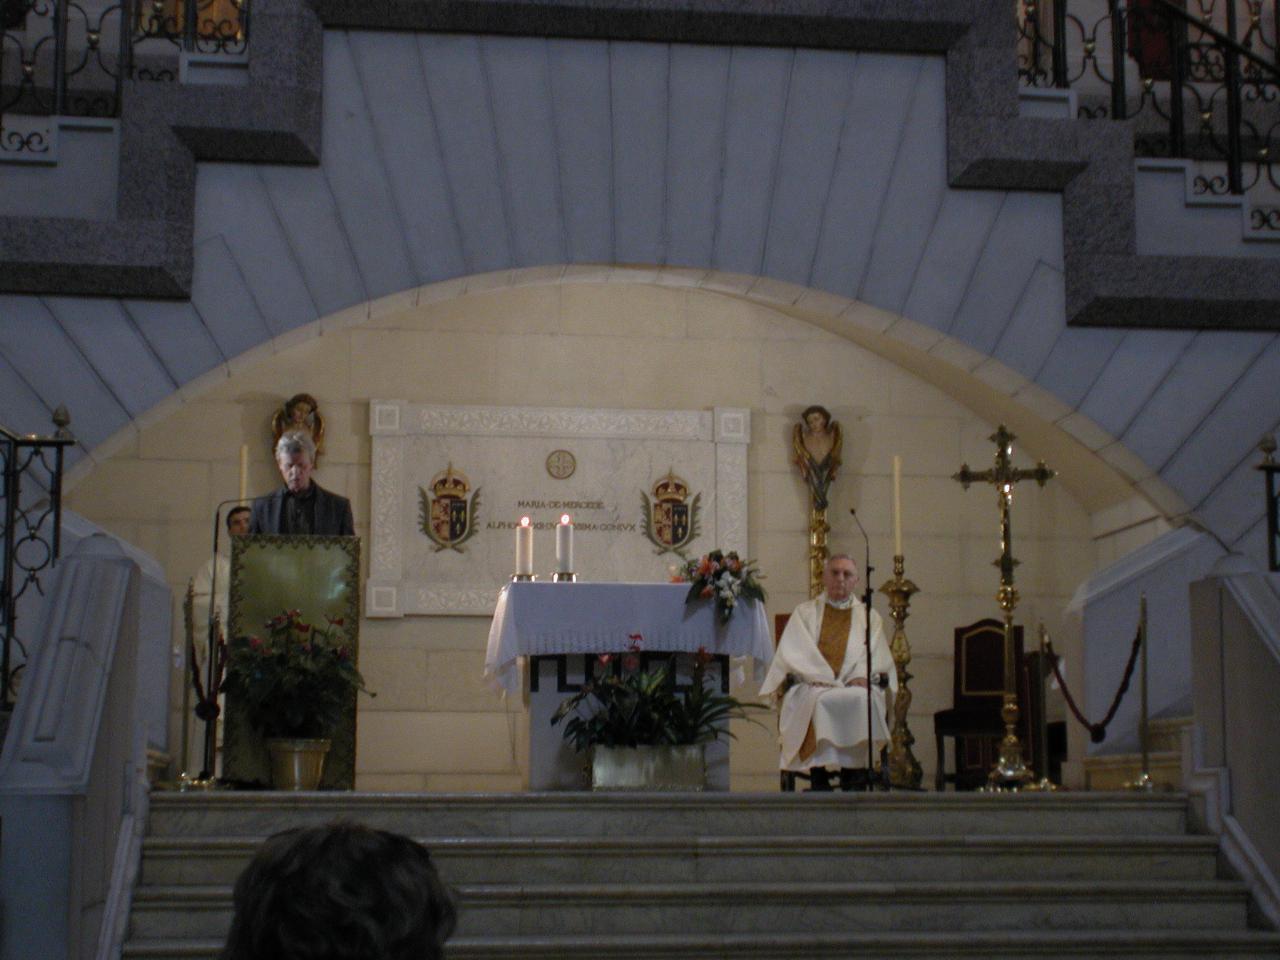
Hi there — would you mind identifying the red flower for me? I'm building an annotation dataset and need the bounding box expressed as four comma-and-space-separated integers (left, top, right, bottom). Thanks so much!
700, 585, 714, 599
627, 633, 643, 652
249, 636, 263, 650
298, 623, 312, 634
695, 646, 713, 667
326, 615, 345, 627
597, 653, 613, 667
622, 653, 640, 671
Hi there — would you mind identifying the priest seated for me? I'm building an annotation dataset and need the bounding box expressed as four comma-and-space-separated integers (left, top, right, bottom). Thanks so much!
760, 554, 896, 791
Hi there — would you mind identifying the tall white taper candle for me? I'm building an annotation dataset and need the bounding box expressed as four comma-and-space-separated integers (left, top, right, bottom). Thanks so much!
516, 516, 533, 576
893, 454, 903, 556
556, 514, 574, 573
239, 444, 249, 502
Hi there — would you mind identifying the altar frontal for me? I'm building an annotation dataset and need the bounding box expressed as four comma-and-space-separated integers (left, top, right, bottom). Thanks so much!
366, 403, 750, 616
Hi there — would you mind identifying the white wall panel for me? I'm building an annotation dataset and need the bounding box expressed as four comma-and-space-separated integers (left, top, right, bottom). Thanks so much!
122, 300, 224, 384
713, 46, 792, 275
485, 37, 569, 267
187, 236, 273, 362
348, 31, 468, 283
760, 49, 856, 287
610, 42, 669, 266
325, 32, 419, 300
1078, 331, 1194, 438
193, 165, 319, 335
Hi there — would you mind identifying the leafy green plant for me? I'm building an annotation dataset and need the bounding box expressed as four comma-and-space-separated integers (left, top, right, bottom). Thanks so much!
224, 609, 371, 739
551, 643, 766, 752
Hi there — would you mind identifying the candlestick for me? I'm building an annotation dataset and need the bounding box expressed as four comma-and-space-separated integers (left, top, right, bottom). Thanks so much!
879, 554, 921, 790
239, 444, 249, 502
556, 514, 574, 574
515, 516, 533, 577
892, 455, 902, 557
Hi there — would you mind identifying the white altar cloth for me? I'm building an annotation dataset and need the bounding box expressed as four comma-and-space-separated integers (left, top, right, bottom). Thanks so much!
484, 582, 774, 692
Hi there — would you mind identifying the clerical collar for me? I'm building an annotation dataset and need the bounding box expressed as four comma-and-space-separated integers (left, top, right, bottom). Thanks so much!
824, 594, 855, 610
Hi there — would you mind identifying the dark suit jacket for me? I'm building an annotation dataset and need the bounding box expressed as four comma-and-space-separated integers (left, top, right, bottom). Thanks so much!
250, 483, 355, 536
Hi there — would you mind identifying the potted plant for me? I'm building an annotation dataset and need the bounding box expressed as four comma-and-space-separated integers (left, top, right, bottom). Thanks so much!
224, 609, 371, 790
551, 641, 766, 790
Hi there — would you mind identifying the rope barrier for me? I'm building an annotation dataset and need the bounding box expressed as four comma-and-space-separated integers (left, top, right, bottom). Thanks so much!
191, 627, 227, 723
1046, 624, 1142, 744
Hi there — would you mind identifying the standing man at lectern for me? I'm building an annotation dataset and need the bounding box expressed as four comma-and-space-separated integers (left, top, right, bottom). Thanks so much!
250, 430, 355, 536
761, 554, 896, 790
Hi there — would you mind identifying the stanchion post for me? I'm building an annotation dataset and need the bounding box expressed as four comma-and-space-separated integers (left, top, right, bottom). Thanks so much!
1025, 623, 1058, 792
1126, 595, 1153, 792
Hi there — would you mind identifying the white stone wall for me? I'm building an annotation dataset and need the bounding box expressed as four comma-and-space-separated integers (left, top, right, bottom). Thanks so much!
64, 276, 1099, 791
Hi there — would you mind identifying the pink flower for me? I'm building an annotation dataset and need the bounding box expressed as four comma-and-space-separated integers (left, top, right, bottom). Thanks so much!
627, 634, 643, 652
597, 653, 613, 667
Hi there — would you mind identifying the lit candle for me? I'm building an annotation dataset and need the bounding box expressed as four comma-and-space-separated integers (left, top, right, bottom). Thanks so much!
516, 516, 533, 576
556, 514, 574, 574
893, 454, 902, 557
239, 444, 249, 502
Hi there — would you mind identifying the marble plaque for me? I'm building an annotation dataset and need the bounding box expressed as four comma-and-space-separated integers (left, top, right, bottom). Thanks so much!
367, 404, 750, 616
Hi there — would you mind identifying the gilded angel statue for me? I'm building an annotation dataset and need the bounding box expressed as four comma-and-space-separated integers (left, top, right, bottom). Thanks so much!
792, 404, 842, 510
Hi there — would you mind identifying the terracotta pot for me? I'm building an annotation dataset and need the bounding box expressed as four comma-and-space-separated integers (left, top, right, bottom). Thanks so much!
266, 737, 331, 790
591, 744, 705, 791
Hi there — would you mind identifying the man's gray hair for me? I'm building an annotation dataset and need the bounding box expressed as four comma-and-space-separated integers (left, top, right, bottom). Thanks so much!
275, 429, 316, 464
825, 552, 855, 568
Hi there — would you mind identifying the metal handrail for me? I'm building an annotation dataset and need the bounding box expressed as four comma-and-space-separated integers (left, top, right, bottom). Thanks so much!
1, 406, 74, 709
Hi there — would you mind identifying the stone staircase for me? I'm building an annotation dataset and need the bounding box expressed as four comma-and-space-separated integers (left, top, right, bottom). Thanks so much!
124, 791, 1280, 959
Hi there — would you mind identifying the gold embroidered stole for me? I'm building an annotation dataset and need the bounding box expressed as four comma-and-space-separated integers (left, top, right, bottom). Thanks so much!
798, 604, 852, 762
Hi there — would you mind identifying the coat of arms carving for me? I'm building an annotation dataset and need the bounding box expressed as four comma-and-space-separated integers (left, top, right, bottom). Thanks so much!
640, 469, 701, 556
419, 463, 481, 553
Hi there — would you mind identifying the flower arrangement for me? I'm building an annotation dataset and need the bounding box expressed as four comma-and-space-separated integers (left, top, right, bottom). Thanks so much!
224, 609, 371, 739
678, 549, 766, 624
551, 638, 766, 752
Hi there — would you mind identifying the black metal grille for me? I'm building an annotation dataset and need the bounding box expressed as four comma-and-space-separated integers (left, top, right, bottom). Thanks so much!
1018, 0, 1280, 194
0, 407, 74, 709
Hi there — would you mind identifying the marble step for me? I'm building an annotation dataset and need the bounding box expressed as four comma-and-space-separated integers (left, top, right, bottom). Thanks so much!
145, 791, 1191, 839
140, 833, 1222, 886
122, 929, 1280, 960
128, 880, 1249, 939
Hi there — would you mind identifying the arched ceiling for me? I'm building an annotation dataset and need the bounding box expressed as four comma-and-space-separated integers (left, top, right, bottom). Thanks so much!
0, 31, 1276, 568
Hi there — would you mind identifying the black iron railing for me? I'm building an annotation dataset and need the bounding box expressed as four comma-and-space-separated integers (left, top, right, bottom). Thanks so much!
1, 0, 248, 149
1018, 0, 1280, 194
1, 407, 74, 709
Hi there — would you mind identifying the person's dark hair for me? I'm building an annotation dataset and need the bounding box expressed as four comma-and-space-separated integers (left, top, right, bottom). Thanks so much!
221, 822, 457, 960
226, 505, 251, 530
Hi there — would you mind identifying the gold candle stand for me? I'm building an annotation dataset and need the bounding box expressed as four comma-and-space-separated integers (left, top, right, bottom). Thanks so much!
879, 555, 922, 789
808, 506, 829, 599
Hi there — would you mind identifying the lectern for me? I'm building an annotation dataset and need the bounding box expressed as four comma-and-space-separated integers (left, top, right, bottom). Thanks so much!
224, 534, 361, 788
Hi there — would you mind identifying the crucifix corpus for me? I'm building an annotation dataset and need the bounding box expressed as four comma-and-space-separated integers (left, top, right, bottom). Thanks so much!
953, 425, 1055, 790
792, 405, 843, 597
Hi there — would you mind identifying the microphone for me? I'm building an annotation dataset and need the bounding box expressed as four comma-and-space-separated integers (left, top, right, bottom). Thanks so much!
849, 507, 877, 784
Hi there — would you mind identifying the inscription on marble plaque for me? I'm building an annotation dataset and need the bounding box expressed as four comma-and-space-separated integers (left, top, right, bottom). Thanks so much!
367, 404, 750, 616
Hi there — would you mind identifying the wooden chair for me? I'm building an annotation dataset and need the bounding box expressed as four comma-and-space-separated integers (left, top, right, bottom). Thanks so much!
932, 619, 1027, 791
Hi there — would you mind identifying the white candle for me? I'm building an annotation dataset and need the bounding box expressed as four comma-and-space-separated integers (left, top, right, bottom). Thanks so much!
239, 444, 249, 502
893, 454, 903, 557
516, 516, 533, 576
556, 514, 573, 573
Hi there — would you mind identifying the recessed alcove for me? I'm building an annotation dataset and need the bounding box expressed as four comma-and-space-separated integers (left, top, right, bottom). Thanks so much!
62, 267, 1175, 791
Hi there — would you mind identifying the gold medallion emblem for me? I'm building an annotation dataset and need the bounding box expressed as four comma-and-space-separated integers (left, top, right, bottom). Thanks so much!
546, 449, 576, 480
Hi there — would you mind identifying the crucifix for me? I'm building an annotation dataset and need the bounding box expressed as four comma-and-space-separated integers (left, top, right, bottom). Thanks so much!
953, 425, 1055, 790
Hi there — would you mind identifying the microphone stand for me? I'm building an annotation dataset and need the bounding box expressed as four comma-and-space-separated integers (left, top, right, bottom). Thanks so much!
199, 497, 251, 781
849, 508, 876, 788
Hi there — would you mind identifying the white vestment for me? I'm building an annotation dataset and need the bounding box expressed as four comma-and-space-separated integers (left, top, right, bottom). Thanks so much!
191, 553, 231, 657
760, 594, 897, 771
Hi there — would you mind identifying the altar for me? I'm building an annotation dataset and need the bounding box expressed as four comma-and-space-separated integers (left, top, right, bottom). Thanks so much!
485, 581, 774, 790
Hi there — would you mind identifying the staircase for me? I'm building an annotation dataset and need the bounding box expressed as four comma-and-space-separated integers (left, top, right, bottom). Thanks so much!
123, 791, 1280, 959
